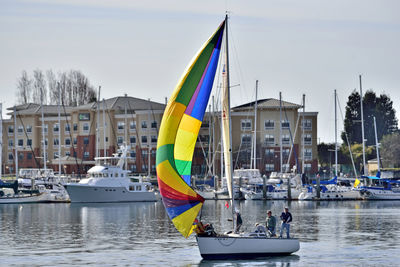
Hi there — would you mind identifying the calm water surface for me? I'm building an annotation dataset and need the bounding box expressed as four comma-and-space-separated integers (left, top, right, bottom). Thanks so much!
1, 200, 399, 266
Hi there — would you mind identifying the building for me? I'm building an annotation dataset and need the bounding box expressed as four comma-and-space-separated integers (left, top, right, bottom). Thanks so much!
1, 96, 318, 177
2, 96, 165, 176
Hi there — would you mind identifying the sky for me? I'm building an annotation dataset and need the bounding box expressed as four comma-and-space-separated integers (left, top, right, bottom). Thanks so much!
1, 0, 399, 143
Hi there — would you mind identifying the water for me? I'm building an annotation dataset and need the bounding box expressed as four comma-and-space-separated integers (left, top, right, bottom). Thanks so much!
1, 200, 399, 266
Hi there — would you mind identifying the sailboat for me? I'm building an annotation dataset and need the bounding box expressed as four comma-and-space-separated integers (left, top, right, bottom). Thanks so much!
156, 15, 299, 259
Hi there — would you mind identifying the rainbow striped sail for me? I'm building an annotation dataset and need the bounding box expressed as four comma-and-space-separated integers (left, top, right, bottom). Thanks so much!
156, 20, 225, 238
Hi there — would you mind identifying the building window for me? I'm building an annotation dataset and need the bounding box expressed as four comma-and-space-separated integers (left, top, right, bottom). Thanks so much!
130, 121, 136, 131
151, 121, 157, 129
27, 153, 32, 160
54, 152, 59, 159
304, 149, 312, 160
45, 138, 48, 147
53, 123, 59, 133
282, 134, 290, 145
282, 164, 290, 172
73, 123, 78, 131
241, 119, 252, 131
83, 123, 89, 132
151, 136, 157, 143
130, 136, 136, 144
26, 125, 32, 133
8, 139, 13, 148
265, 148, 274, 157
27, 139, 32, 146
73, 138, 77, 145
283, 148, 290, 157
65, 138, 71, 147
83, 151, 90, 159
304, 163, 312, 172
264, 120, 274, 130
130, 151, 136, 158
117, 121, 124, 132
141, 121, 147, 129
241, 134, 252, 145
8, 125, 14, 134
18, 139, 23, 147
18, 153, 23, 161
54, 138, 59, 147
281, 120, 290, 129
65, 124, 70, 132
83, 137, 89, 145
304, 134, 312, 145
44, 124, 48, 134
18, 125, 24, 135
65, 151, 71, 157
130, 164, 137, 172
199, 135, 209, 143
8, 152, 13, 161
117, 136, 124, 145
264, 134, 274, 146
303, 119, 312, 130
265, 164, 274, 172
141, 136, 147, 143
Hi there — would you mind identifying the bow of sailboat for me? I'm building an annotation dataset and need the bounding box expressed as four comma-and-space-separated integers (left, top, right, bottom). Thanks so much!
156, 19, 226, 238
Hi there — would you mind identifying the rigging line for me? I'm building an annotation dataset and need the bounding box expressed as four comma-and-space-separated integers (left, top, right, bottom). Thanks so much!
337, 96, 358, 179
282, 101, 300, 173
16, 113, 41, 170
104, 101, 118, 149
62, 101, 81, 179
197, 135, 210, 176
78, 107, 97, 173
126, 100, 147, 174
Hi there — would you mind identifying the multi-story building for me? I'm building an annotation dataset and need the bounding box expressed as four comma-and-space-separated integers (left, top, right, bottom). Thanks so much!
192, 98, 319, 177
2, 96, 165, 176
1, 96, 318, 177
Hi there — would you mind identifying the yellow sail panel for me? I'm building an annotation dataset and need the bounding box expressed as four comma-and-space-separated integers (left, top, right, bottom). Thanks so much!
172, 202, 203, 238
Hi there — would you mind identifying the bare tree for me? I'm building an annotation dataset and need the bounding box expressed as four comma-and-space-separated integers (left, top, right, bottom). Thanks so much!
32, 69, 47, 104
47, 69, 58, 104
16, 70, 32, 104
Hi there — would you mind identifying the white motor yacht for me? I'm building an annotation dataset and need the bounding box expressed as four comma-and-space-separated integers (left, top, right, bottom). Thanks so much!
64, 145, 157, 203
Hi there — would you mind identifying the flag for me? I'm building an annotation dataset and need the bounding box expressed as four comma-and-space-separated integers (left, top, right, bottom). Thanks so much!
354, 178, 360, 188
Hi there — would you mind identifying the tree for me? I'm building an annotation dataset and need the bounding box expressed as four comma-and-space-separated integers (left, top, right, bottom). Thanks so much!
16, 70, 32, 104
341, 90, 398, 145
380, 133, 400, 168
340, 143, 375, 175
16, 69, 97, 106
32, 69, 47, 104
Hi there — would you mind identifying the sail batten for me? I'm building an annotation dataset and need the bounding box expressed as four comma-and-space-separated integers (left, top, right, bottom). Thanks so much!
156, 20, 225, 238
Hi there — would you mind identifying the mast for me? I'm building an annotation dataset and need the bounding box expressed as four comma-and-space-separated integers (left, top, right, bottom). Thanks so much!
147, 98, 151, 177
373, 116, 380, 173
212, 95, 216, 181
334, 90, 338, 177
221, 14, 235, 221
41, 90, 46, 171
103, 98, 106, 157
279, 92, 283, 173
359, 75, 367, 176
125, 94, 128, 171
58, 83, 61, 178
253, 80, 258, 169
96, 86, 101, 158
302, 94, 305, 174
0, 103, 2, 179
14, 106, 18, 178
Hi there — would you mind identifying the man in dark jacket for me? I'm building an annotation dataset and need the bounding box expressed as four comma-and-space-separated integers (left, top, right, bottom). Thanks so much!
279, 207, 292, 238
235, 209, 242, 234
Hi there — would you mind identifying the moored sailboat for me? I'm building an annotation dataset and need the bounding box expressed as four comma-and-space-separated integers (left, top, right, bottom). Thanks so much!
156, 15, 299, 259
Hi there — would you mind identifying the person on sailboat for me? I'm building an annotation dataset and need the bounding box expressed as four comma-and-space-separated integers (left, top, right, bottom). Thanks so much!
266, 210, 276, 237
235, 209, 242, 234
279, 207, 292, 239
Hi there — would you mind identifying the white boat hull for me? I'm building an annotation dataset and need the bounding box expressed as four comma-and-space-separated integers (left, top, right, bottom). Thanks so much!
360, 188, 400, 200
197, 236, 299, 259
0, 192, 51, 204
65, 184, 157, 203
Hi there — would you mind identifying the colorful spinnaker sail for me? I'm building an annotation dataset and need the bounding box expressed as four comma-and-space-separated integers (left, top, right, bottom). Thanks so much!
156, 20, 225, 238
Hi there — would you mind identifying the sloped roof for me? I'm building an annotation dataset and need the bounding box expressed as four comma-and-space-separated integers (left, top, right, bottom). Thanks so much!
233, 98, 302, 111
7, 104, 74, 116
77, 96, 165, 111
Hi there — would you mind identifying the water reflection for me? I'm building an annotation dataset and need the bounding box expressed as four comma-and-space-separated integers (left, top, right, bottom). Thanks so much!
1, 200, 400, 266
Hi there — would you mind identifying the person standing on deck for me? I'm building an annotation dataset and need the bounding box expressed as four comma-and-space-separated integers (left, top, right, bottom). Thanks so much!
266, 210, 276, 237
235, 209, 242, 234
280, 207, 292, 238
